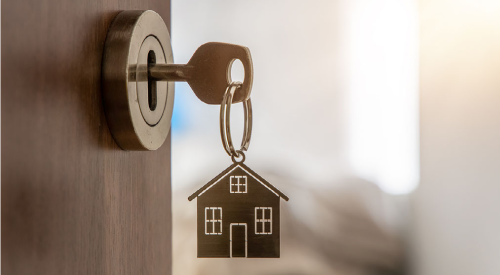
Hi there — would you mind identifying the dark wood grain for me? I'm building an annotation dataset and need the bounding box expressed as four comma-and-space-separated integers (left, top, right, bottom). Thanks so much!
2, 1, 171, 274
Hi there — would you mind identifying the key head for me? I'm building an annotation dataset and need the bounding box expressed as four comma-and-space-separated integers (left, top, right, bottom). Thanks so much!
187, 42, 253, 104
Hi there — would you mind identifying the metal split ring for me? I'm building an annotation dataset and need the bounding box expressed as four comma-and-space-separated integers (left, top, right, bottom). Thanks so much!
220, 81, 252, 158
231, 150, 246, 163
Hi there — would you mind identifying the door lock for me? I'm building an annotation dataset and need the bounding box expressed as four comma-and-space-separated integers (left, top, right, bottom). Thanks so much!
102, 10, 253, 151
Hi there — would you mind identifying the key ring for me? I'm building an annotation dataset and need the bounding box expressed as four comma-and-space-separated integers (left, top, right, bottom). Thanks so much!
220, 81, 252, 158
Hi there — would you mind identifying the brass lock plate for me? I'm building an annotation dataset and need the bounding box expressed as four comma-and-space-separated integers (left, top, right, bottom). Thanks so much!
102, 10, 174, 151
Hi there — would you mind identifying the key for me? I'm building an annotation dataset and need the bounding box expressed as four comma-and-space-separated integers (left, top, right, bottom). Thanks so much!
148, 42, 253, 104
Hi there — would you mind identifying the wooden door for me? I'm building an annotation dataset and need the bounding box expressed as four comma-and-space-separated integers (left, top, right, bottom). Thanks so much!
2, 1, 172, 274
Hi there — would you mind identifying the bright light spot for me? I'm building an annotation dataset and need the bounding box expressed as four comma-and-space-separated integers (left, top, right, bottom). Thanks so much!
346, 0, 419, 194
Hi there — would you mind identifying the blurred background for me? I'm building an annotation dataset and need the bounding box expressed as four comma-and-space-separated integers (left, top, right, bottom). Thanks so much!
169, 0, 500, 274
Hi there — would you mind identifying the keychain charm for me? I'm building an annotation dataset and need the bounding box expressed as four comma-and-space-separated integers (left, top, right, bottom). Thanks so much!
188, 82, 289, 258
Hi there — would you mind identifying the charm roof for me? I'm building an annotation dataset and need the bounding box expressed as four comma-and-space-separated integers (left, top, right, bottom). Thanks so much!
188, 163, 289, 201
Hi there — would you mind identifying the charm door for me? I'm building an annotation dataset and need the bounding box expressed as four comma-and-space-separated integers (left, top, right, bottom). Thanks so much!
230, 223, 248, 258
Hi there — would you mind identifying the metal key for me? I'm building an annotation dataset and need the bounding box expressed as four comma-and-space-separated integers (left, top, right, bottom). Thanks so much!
148, 42, 253, 104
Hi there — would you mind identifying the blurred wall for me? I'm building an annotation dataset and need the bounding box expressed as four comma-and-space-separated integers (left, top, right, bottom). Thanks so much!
171, 0, 418, 193
171, 0, 350, 188
413, 0, 500, 274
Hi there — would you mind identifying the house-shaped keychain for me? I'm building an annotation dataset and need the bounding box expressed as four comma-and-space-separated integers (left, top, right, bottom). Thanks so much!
188, 162, 289, 258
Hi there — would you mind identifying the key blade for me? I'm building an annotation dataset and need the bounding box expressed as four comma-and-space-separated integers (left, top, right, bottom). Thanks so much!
187, 42, 253, 104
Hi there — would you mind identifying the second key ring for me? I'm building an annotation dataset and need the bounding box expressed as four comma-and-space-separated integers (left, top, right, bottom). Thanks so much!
220, 81, 253, 158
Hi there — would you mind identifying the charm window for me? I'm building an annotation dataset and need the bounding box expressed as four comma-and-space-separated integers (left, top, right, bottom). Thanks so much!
205, 207, 222, 235
255, 207, 272, 234
230, 175, 247, 193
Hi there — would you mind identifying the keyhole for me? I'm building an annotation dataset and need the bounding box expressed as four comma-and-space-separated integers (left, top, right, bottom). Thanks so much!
147, 50, 157, 111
